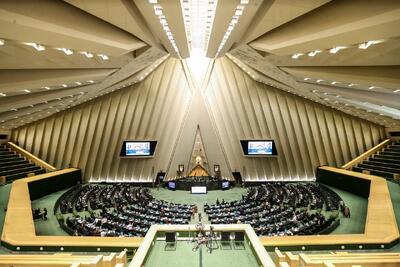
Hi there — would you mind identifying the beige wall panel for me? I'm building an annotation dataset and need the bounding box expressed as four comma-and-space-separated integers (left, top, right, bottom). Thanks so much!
11, 58, 192, 182
203, 57, 384, 180
10, 56, 385, 182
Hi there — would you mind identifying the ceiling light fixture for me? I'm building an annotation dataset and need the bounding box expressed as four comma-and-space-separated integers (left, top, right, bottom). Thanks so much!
308, 50, 321, 57
0, 93, 6, 96
316, 79, 324, 83
368, 86, 376, 90
303, 77, 311, 81
0, 39, 4, 45
61, 84, 68, 88
291, 53, 303, 59
87, 80, 94, 83
358, 40, 383, 49
348, 83, 357, 87
56, 47, 73, 55
24, 42, 45, 51
331, 81, 338, 85
24, 89, 31, 93
98, 54, 109, 60
80, 51, 93, 58
329, 46, 346, 54
42, 86, 51, 90
394, 89, 400, 93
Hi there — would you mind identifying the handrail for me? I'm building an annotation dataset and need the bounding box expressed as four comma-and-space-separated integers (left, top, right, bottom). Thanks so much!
6, 142, 57, 172
341, 139, 392, 169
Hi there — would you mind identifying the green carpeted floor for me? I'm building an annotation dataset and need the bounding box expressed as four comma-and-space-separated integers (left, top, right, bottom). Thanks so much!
31, 188, 70, 236
145, 240, 259, 267
1, 180, 400, 257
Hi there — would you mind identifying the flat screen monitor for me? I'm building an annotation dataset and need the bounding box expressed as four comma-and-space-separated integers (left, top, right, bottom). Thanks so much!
168, 181, 176, 190
240, 140, 277, 156
222, 181, 230, 189
191, 186, 207, 194
120, 141, 157, 157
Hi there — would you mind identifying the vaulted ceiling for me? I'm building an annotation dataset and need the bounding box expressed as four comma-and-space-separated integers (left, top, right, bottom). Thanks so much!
0, 0, 399, 130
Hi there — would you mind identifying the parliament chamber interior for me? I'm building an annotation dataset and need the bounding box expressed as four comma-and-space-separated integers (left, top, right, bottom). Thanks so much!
0, 0, 400, 266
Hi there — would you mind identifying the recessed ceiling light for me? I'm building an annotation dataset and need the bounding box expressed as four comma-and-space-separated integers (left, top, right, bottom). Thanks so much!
0, 39, 4, 45
329, 46, 346, 54
23, 89, 31, 93
358, 40, 383, 49
291, 53, 303, 59
348, 83, 357, 87
149, 0, 157, 3
75, 82, 82, 85
42, 86, 51, 90
98, 54, 109, 60
316, 79, 324, 83
368, 86, 376, 90
24, 42, 45, 51
61, 84, 67, 88
80, 51, 93, 58
56, 47, 73, 55
308, 50, 321, 57
303, 78, 311, 81
0, 93, 6, 97
394, 89, 400, 93
331, 81, 338, 85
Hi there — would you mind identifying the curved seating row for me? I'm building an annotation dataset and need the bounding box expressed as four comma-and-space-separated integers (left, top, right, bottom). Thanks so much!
204, 183, 342, 236
56, 184, 195, 237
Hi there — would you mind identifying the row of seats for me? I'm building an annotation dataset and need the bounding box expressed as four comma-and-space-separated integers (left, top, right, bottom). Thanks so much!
57, 184, 195, 237
0, 250, 126, 267
275, 249, 400, 267
204, 183, 342, 236
352, 141, 400, 182
0, 143, 46, 184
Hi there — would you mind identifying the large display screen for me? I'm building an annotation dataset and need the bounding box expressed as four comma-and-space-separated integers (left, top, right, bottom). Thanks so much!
240, 140, 277, 156
248, 141, 273, 155
221, 181, 230, 189
168, 181, 176, 190
191, 186, 207, 194
120, 141, 157, 157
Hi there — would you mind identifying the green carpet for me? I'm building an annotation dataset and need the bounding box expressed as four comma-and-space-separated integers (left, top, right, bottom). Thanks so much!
325, 185, 368, 234
31, 188, 70, 236
145, 240, 259, 267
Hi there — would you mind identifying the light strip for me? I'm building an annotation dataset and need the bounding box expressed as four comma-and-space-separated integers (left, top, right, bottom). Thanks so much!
217, 1, 248, 56
149, 1, 180, 57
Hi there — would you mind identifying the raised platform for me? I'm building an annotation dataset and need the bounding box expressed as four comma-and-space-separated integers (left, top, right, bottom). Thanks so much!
165, 176, 232, 191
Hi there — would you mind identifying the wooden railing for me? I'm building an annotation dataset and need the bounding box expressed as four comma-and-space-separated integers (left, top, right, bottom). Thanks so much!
341, 139, 392, 169
274, 249, 400, 267
0, 250, 127, 267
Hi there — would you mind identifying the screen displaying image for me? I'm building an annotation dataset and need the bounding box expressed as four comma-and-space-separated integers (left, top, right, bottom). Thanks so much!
191, 186, 207, 194
168, 181, 176, 190
248, 141, 273, 155
125, 142, 150, 156
222, 181, 230, 189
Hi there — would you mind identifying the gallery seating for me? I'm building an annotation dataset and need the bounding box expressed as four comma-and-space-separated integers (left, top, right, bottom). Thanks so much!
204, 183, 342, 236
352, 141, 400, 182
0, 144, 46, 184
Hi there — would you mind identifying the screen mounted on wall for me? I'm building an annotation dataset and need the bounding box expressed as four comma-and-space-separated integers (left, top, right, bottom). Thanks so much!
240, 140, 277, 156
120, 141, 157, 157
